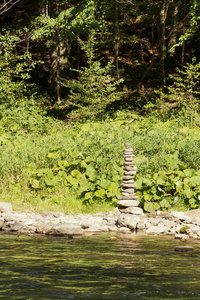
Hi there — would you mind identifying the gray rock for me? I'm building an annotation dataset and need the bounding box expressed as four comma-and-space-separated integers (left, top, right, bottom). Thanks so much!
108, 226, 118, 232
123, 171, 136, 176
122, 176, 135, 180
46, 223, 83, 236
146, 225, 168, 235
118, 213, 141, 229
124, 149, 133, 153
121, 188, 136, 194
83, 224, 104, 234
121, 179, 135, 183
4, 214, 15, 222
117, 200, 140, 207
136, 219, 147, 229
118, 207, 144, 215
174, 233, 188, 239
0, 220, 4, 229
171, 211, 192, 222
121, 192, 136, 196
4, 221, 22, 232
116, 195, 139, 200
124, 162, 135, 166
120, 183, 137, 188
124, 157, 133, 162
0, 202, 12, 213
174, 246, 194, 252
118, 227, 132, 234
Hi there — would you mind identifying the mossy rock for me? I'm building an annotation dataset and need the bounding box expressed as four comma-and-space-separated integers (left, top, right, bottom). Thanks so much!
179, 225, 191, 234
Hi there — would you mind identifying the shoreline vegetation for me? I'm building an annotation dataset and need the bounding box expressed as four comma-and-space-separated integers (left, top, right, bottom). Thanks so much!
1, 112, 200, 215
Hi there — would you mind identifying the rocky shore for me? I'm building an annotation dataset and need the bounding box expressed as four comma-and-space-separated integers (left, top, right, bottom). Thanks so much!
1, 202, 200, 241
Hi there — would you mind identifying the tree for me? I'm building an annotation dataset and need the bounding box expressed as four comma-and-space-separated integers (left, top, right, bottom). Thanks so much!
60, 31, 124, 120
0, 29, 36, 107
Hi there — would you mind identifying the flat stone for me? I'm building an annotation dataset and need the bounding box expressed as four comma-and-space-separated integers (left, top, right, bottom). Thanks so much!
120, 183, 137, 188
123, 155, 134, 158
123, 169, 136, 174
122, 176, 135, 180
124, 148, 133, 151
121, 180, 135, 184
46, 223, 83, 236
118, 200, 139, 207
124, 157, 133, 162
145, 225, 167, 235
116, 195, 139, 200
119, 207, 144, 215
83, 224, 103, 234
121, 192, 136, 196
124, 162, 135, 166
123, 171, 136, 176
123, 165, 136, 170
174, 246, 194, 252
121, 188, 136, 193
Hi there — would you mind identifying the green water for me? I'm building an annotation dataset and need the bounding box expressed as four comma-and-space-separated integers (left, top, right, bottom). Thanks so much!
0, 233, 200, 299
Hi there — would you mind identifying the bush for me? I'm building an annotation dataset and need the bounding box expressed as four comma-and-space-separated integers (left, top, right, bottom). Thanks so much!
60, 31, 124, 120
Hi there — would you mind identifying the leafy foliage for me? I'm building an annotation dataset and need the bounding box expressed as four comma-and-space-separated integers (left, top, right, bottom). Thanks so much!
0, 30, 36, 107
60, 31, 124, 120
147, 57, 200, 126
1, 115, 200, 213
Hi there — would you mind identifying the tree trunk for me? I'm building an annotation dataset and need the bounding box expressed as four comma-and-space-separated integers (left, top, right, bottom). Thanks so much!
168, 0, 180, 57
160, 2, 167, 82
50, 0, 62, 103
114, 3, 120, 81
181, 0, 186, 71
45, 0, 48, 17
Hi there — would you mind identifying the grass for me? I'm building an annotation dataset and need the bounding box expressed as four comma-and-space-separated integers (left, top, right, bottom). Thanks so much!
1, 112, 200, 214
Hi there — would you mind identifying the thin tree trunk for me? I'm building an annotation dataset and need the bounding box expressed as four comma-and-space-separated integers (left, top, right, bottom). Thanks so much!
114, 4, 120, 81
160, 2, 167, 83
181, 0, 186, 71
45, 0, 48, 18
168, 0, 180, 57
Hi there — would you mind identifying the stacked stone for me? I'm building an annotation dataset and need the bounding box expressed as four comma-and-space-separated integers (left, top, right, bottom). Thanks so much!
117, 143, 143, 215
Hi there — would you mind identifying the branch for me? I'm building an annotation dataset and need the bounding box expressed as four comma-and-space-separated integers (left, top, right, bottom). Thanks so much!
0, 0, 21, 15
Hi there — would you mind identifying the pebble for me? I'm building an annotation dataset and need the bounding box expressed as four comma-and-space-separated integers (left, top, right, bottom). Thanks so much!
174, 246, 194, 252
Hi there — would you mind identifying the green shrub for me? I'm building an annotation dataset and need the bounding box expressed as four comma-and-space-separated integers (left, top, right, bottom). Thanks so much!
60, 31, 124, 120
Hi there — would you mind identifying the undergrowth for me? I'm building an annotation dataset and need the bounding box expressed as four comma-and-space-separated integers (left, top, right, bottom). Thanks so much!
1, 110, 200, 214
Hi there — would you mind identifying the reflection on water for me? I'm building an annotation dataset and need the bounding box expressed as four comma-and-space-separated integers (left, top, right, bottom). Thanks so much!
0, 233, 200, 299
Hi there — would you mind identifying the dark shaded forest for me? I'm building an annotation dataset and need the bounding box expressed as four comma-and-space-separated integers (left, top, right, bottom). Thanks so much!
1, 0, 200, 121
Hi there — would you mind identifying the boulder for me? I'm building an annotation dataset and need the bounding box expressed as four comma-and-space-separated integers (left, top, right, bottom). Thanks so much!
118, 207, 144, 215
118, 213, 141, 230
46, 223, 83, 236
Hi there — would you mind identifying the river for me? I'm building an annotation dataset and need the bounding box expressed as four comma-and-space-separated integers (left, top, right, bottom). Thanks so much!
0, 233, 200, 299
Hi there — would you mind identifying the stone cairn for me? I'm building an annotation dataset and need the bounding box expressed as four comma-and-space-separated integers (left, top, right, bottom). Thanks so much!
117, 143, 144, 216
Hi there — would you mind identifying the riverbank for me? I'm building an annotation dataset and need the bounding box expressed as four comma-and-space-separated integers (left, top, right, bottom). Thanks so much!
1, 202, 200, 240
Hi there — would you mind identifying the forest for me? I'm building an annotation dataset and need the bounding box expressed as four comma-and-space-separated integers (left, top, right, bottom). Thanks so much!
1, 0, 200, 214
